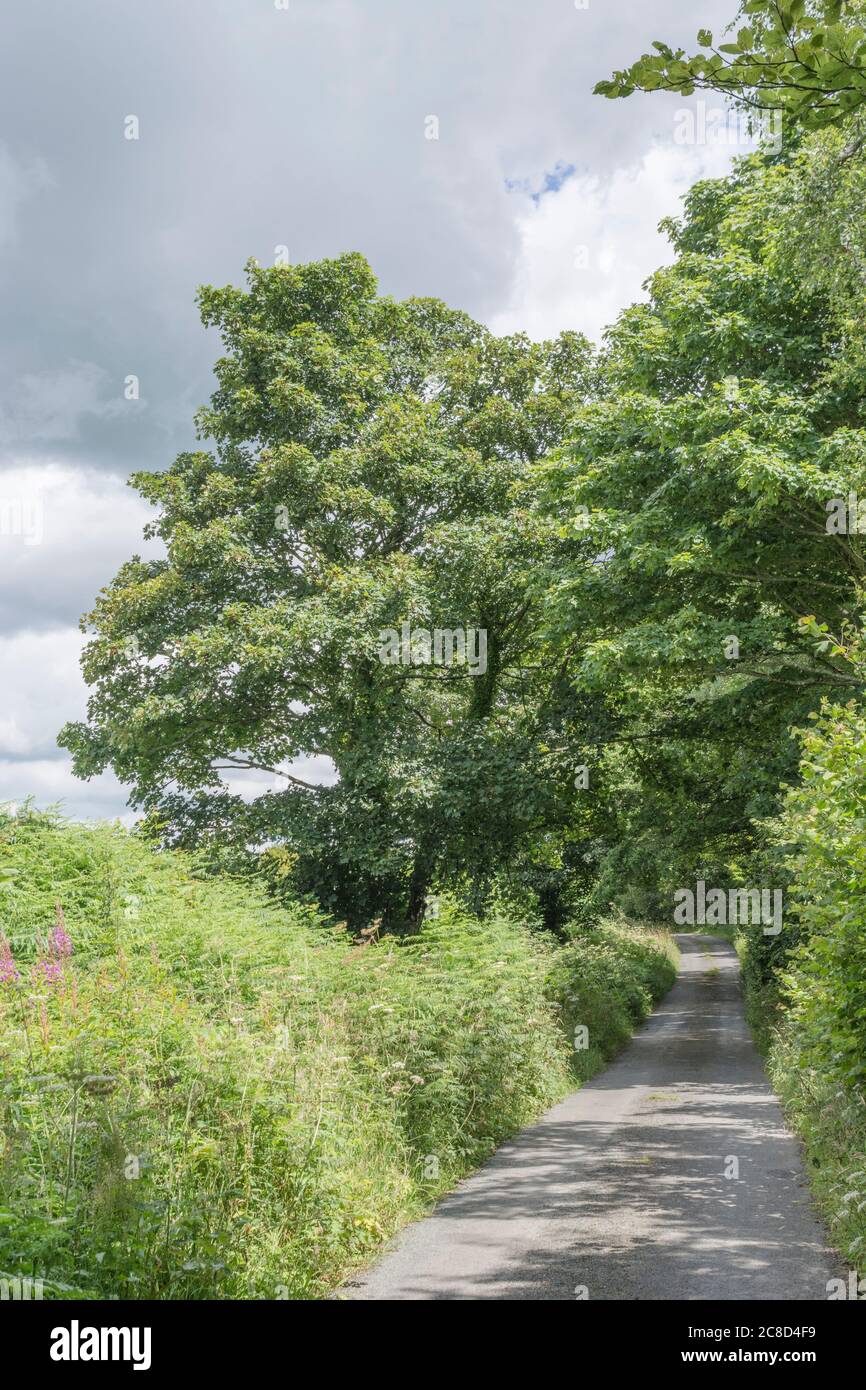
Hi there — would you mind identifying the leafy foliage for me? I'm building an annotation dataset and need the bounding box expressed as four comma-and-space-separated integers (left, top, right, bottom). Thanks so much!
741, 648, 866, 1266
778, 663, 866, 1088
538, 136, 866, 910
60, 255, 592, 931
45, 12, 866, 1282
585, 36, 866, 1265
596, 2, 866, 131
0, 809, 675, 1299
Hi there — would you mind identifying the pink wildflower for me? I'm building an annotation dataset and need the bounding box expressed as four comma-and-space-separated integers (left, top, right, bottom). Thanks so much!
0, 932, 19, 986
52, 901, 72, 959
35, 957, 63, 985
34, 902, 72, 986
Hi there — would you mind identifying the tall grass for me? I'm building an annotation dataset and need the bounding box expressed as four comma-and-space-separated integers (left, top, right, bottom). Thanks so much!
0, 809, 676, 1299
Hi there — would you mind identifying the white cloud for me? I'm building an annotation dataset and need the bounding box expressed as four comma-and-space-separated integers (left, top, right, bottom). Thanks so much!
0, 628, 85, 758
0, 464, 164, 819
0, 759, 136, 826
0, 626, 136, 822
0, 624, 337, 824
0, 143, 51, 248
490, 140, 740, 344
0, 462, 159, 633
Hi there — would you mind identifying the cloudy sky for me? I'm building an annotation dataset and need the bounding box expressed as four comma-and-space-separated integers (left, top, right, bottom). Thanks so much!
0, 0, 746, 822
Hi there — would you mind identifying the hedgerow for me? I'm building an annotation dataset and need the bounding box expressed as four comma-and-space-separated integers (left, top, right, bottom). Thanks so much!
0, 809, 676, 1299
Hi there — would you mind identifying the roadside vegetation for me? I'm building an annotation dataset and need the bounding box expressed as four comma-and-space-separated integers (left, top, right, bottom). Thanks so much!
0, 808, 676, 1299
733, 666, 866, 1273
591, 0, 866, 1275
9, 0, 866, 1294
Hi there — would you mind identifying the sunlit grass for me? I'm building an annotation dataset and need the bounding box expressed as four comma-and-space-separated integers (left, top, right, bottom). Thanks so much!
0, 809, 675, 1300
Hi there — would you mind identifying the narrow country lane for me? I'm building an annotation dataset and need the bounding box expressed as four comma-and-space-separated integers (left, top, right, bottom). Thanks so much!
342, 935, 839, 1301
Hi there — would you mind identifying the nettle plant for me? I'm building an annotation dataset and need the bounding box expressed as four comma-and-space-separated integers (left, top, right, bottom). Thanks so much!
60, 254, 593, 931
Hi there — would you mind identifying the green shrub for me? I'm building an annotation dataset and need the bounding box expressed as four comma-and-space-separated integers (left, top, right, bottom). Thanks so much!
0, 809, 676, 1300
767, 1019, 866, 1272
779, 699, 866, 1091
743, 693, 866, 1266
547, 922, 678, 1079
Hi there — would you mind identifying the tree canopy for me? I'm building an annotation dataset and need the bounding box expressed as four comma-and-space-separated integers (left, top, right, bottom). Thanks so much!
536, 135, 866, 908
63, 3, 866, 939
60, 255, 593, 929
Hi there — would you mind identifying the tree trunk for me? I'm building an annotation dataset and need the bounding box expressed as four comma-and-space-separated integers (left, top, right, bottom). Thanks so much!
404, 849, 432, 934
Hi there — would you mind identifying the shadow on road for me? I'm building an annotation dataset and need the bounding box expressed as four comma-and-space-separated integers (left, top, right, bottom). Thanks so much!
343, 935, 839, 1300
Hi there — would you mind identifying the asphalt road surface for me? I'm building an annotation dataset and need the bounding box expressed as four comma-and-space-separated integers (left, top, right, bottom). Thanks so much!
342, 933, 838, 1300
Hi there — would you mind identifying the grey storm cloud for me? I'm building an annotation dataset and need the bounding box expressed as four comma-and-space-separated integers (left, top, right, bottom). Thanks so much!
0, 0, 733, 476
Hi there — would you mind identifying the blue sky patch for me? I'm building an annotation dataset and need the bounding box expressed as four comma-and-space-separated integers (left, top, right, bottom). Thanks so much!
505, 161, 577, 204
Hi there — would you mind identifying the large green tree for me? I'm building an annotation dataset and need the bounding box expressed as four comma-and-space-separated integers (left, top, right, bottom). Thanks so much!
61, 254, 592, 930
538, 137, 866, 911
573, 0, 866, 912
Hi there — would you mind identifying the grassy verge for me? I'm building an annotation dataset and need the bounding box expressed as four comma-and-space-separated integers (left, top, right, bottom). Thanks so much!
736, 928, 866, 1273
765, 1024, 866, 1272
0, 810, 677, 1300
